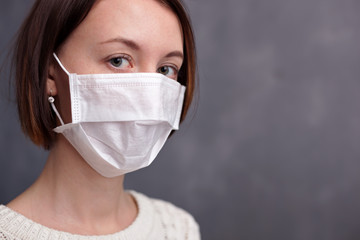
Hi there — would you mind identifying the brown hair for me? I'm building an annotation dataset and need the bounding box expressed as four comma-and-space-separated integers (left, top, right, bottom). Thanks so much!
13, 0, 197, 149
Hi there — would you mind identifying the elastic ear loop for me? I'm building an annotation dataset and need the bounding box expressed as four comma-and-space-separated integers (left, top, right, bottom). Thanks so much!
53, 53, 70, 76
48, 95, 65, 126
48, 53, 69, 126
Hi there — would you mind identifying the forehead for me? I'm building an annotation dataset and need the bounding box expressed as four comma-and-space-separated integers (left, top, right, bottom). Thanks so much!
66, 0, 183, 53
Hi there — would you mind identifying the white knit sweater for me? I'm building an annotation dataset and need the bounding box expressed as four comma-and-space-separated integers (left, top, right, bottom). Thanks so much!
0, 191, 200, 240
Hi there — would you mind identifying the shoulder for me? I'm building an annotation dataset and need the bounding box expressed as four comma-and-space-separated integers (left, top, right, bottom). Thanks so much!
0, 205, 17, 239
131, 191, 201, 240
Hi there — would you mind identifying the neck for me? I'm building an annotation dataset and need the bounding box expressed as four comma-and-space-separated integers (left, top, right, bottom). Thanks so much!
8, 135, 137, 235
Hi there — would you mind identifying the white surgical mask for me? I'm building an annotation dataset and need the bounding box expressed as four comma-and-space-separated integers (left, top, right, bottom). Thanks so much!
49, 53, 185, 178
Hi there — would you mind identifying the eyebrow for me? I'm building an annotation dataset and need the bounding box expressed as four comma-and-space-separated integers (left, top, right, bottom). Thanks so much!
100, 37, 184, 60
164, 51, 184, 60
99, 37, 140, 50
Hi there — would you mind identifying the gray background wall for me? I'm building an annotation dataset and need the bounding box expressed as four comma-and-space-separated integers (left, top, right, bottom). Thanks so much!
1, 0, 360, 239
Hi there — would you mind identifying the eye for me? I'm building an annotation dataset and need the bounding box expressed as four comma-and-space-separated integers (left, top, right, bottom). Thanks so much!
109, 56, 131, 69
157, 65, 178, 79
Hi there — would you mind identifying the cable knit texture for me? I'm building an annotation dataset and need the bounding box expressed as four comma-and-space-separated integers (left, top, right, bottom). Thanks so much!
0, 191, 200, 240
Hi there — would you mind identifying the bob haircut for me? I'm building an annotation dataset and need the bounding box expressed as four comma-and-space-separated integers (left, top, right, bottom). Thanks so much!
13, 0, 197, 149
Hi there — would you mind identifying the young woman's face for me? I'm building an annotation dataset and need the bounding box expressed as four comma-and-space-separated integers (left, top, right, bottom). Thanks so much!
52, 0, 184, 124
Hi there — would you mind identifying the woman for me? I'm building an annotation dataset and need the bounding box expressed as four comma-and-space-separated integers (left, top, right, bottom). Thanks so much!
0, 0, 199, 239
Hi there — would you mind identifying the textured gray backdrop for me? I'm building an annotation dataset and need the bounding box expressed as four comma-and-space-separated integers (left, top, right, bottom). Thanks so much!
1, 0, 360, 239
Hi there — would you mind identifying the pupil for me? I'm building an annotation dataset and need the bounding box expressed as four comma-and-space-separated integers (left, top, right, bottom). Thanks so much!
160, 66, 168, 74
112, 58, 122, 66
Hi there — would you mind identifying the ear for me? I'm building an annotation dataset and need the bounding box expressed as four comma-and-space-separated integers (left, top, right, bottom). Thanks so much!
46, 60, 58, 96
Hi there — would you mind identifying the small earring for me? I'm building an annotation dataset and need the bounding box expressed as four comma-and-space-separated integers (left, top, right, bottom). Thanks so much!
48, 91, 65, 125
48, 89, 54, 103
48, 96, 55, 103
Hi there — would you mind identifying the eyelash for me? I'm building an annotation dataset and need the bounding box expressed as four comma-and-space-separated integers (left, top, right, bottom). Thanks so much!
157, 64, 179, 78
106, 54, 133, 71
105, 54, 180, 79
